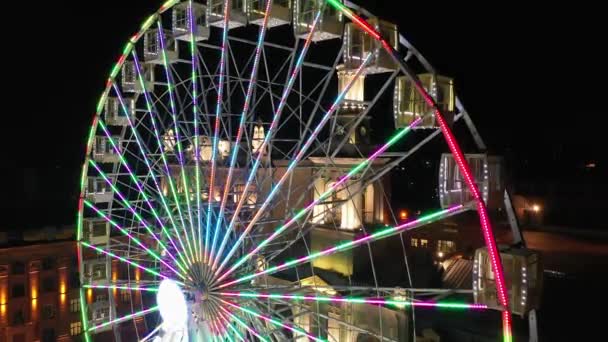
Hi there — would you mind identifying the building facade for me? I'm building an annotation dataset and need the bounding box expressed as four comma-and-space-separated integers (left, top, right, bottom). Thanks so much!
0, 240, 83, 342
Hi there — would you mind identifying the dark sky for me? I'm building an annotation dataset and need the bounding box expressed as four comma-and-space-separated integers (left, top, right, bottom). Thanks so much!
1, 1, 605, 229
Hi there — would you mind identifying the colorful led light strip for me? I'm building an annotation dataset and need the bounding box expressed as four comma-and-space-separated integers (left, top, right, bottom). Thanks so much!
220, 299, 325, 342
216, 205, 463, 289
212, 9, 324, 277
158, 21, 200, 264
323, 1, 513, 340
160, 0, 179, 13
186, 1, 204, 264
216, 113, 418, 284
83, 284, 159, 292
218, 292, 488, 310
88, 159, 186, 274
207, 0, 232, 267
81, 242, 180, 284
78, 288, 90, 342
218, 306, 270, 342
88, 306, 158, 332
217, 310, 246, 342
133, 51, 198, 265
209, 0, 274, 273
107, 86, 191, 268
83, 199, 185, 280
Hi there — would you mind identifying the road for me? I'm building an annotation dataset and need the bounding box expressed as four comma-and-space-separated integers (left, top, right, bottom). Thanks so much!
521, 230, 608, 274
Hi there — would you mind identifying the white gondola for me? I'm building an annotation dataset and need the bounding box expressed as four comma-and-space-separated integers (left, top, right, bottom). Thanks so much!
439, 153, 505, 210
335, 65, 370, 145
104, 97, 134, 126
83, 258, 110, 285
86, 176, 113, 203
207, 0, 248, 29
294, 0, 343, 41
121, 61, 155, 93
247, 0, 291, 28
344, 17, 398, 74
82, 218, 110, 246
394, 74, 455, 129
173, 2, 210, 41
92, 135, 120, 164
144, 28, 179, 64
474, 246, 543, 316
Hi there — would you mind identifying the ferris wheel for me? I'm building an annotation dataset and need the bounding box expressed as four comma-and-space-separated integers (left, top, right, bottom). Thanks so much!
75, 1, 521, 341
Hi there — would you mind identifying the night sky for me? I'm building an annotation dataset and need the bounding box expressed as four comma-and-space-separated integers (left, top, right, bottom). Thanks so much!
1, 1, 605, 230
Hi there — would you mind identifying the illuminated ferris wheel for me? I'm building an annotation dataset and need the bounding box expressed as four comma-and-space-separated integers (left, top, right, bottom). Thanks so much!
75, 1, 528, 341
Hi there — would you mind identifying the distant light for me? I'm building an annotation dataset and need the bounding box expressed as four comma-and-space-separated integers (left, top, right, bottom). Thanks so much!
437, 251, 444, 258
157, 279, 188, 330
532, 204, 540, 213
399, 210, 408, 220
586, 162, 596, 168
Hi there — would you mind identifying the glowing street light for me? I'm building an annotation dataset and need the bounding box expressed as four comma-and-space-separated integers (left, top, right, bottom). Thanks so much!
532, 204, 540, 213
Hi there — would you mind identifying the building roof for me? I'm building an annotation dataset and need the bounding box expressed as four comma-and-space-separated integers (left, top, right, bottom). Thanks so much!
441, 258, 473, 289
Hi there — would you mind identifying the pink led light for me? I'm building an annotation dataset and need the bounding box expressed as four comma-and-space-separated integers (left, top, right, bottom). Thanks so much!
216, 205, 463, 289
218, 292, 488, 310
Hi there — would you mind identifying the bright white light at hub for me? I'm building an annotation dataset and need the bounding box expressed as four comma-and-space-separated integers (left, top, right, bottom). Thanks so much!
157, 279, 187, 329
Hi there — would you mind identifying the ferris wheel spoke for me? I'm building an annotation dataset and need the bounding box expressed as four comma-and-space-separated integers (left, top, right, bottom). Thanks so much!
206, 0, 232, 267
220, 299, 325, 342
131, 51, 198, 265
139, 324, 162, 342
211, 9, 325, 277
156, 19, 202, 265
83, 199, 186, 280
83, 284, 159, 293
218, 305, 270, 342
217, 291, 487, 311
209, 0, 274, 271
81, 241, 181, 284
185, 3, 205, 266
95, 119, 190, 268
216, 204, 465, 289
88, 159, 186, 274
208, 299, 234, 341
217, 311, 246, 342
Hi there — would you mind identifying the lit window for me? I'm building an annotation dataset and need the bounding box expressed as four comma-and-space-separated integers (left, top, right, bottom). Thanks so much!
437, 240, 456, 253
70, 321, 82, 336
420, 239, 428, 248
70, 298, 80, 313
410, 238, 418, 247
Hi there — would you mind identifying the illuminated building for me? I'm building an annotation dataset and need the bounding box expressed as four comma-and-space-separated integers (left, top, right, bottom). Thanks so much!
0, 238, 80, 342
